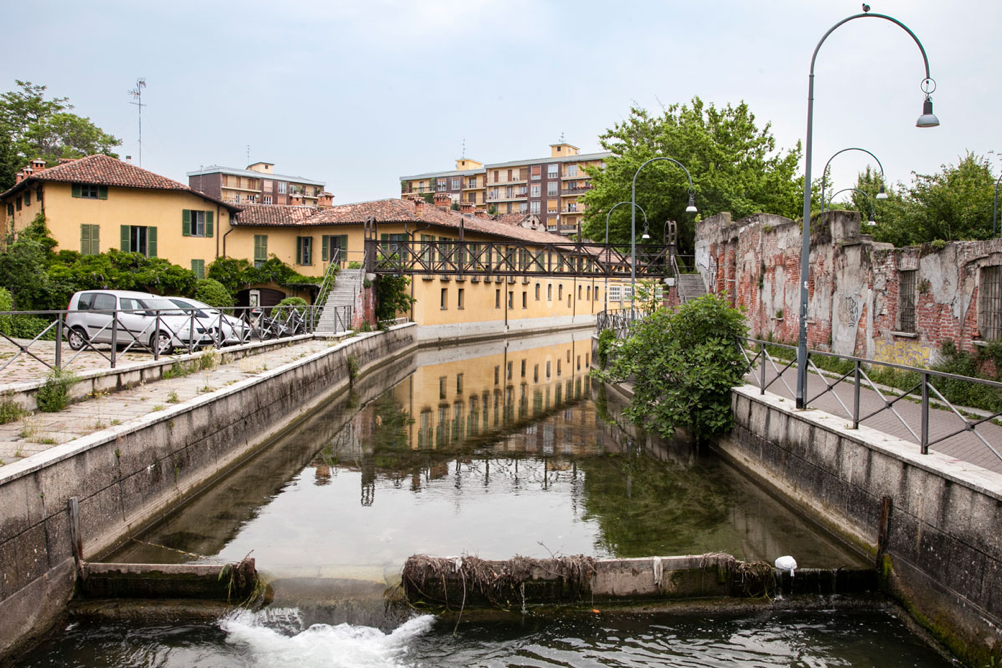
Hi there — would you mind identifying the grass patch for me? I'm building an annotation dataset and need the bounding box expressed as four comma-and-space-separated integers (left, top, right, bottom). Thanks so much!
166, 390, 179, 403
36, 369, 78, 413
0, 395, 26, 425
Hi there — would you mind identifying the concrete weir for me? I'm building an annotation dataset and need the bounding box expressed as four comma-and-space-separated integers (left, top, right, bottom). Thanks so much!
0, 324, 418, 661
401, 554, 878, 609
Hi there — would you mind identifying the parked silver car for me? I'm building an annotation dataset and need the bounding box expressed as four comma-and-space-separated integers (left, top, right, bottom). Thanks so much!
66, 290, 219, 354
166, 297, 249, 345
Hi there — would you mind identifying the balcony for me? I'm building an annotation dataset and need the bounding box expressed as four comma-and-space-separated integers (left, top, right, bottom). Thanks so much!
487, 192, 528, 202
561, 185, 592, 195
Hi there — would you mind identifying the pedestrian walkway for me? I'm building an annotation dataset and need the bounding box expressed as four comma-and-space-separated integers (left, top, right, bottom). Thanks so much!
748, 364, 1002, 476
0, 337, 343, 466
0, 338, 154, 384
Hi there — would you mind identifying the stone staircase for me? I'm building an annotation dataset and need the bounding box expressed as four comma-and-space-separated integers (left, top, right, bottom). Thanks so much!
316, 268, 364, 333
677, 273, 707, 303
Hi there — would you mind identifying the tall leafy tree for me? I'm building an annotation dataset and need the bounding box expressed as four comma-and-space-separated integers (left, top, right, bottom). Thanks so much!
582, 97, 802, 252
0, 80, 120, 189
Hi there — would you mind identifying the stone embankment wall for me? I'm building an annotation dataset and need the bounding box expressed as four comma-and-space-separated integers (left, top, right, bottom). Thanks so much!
0, 325, 417, 660
721, 385, 1002, 667
695, 211, 1002, 366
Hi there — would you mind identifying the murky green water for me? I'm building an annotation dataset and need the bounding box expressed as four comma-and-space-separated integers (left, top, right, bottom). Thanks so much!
15, 332, 952, 667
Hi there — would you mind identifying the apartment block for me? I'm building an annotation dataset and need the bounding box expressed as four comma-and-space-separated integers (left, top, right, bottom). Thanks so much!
400, 143, 611, 236
188, 162, 332, 208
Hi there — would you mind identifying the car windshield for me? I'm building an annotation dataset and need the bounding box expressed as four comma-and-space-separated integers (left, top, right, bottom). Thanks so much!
140, 298, 188, 316
168, 298, 211, 318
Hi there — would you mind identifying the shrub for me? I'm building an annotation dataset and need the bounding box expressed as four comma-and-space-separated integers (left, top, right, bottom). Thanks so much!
194, 278, 233, 307
0, 394, 26, 425
375, 274, 414, 322
36, 369, 78, 413
0, 287, 56, 340
597, 328, 617, 369
602, 294, 748, 441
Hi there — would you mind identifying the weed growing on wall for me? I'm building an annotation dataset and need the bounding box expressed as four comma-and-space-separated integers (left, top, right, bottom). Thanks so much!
600, 294, 748, 441
36, 368, 78, 412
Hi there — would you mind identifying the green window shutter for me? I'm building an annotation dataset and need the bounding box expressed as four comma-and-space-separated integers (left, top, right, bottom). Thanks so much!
322, 235, 329, 262
254, 235, 268, 264
205, 211, 214, 238
296, 237, 303, 265
339, 235, 348, 253
191, 259, 204, 279
92, 225, 100, 255
98, 186, 108, 200
120, 225, 130, 252
182, 210, 191, 237
80, 224, 88, 253
147, 226, 157, 257
72, 183, 82, 198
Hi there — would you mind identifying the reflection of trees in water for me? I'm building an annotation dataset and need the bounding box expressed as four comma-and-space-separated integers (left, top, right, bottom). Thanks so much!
579, 447, 732, 558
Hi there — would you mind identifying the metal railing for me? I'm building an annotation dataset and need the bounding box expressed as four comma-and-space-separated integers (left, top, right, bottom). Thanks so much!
737, 337, 1002, 464
0, 303, 354, 374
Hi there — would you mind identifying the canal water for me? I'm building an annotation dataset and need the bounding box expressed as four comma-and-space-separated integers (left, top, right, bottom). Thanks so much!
15, 332, 952, 667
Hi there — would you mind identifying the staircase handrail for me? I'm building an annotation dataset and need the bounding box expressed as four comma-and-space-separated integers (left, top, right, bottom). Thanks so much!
314, 248, 341, 321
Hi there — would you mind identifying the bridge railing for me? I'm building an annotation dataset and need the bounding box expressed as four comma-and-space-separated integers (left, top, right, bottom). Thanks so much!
0, 304, 353, 374
737, 336, 1002, 467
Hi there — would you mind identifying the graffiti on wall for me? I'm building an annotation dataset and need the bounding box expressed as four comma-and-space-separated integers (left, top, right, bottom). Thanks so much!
873, 338, 933, 367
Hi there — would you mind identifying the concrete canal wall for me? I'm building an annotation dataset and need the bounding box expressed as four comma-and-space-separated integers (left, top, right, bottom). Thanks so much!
0, 324, 417, 660
721, 385, 1002, 667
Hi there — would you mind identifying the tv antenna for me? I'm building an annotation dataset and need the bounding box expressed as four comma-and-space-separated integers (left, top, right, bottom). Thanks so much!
246, 144, 251, 165
461, 138, 466, 159
127, 78, 147, 167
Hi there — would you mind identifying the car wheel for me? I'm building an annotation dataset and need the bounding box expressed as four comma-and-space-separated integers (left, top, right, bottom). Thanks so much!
68, 327, 88, 351
152, 331, 172, 355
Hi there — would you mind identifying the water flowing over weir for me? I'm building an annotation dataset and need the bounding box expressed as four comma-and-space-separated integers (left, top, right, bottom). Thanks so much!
14, 331, 954, 667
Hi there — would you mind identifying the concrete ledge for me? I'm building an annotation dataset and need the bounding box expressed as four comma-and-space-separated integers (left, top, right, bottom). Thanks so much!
79, 559, 258, 602
0, 323, 417, 660
0, 333, 334, 412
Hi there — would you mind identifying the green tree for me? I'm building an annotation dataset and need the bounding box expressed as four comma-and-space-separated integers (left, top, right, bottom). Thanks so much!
582, 97, 802, 252
375, 274, 415, 323
0, 214, 66, 310
0, 81, 121, 189
601, 293, 748, 441
194, 278, 233, 307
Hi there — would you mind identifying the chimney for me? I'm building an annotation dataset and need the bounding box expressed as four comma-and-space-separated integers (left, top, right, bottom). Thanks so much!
291, 193, 303, 206
459, 202, 474, 215
30, 159, 45, 173
317, 191, 334, 209
414, 198, 425, 215
125, 155, 132, 163
433, 192, 451, 210
15, 170, 25, 184
474, 209, 488, 219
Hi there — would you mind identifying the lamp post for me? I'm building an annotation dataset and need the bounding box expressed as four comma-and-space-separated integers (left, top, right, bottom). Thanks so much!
795, 10, 939, 409
994, 172, 1002, 237
824, 187, 878, 226
818, 147, 889, 216
632, 157, 696, 317
604, 201, 648, 314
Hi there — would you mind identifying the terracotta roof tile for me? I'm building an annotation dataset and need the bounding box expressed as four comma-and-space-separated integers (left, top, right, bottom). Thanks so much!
1, 154, 237, 210
231, 203, 323, 226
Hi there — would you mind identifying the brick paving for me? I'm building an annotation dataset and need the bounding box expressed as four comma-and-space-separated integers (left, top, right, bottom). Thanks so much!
0, 337, 340, 467
0, 338, 154, 384
748, 364, 1002, 476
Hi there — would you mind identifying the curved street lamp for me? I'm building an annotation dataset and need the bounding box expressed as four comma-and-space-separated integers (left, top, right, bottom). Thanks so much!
603, 201, 648, 314
632, 157, 696, 316
824, 187, 877, 226
819, 147, 889, 214
795, 10, 939, 409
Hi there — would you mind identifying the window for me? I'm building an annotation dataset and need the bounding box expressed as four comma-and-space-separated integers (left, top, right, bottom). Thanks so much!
507, 361, 513, 380
547, 200, 558, 213
546, 182, 558, 197
494, 366, 500, 384
452, 177, 461, 190
495, 289, 501, 308
440, 287, 448, 309
72, 183, 106, 199
120, 225, 156, 257
521, 360, 526, 377
23, 191, 30, 206
437, 179, 447, 192
547, 216, 557, 230
439, 376, 447, 400
468, 177, 477, 188
277, 182, 287, 194
566, 164, 578, 177
467, 191, 476, 203
609, 285, 623, 301
506, 203, 512, 214
493, 170, 500, 183
80, 224, 100, 255
296, 236, 313, 265
456, 374, 464, 394
458, 288, 465, 309
13, 198, 17, 211
535, 283, 540, 300
558, 284, 563, 300
522, 291, 527, 309
530, 184, 541, 198
531, 165, 541, 180
254, 235, 268, 268
322, 234, 349, 263
547, 164, 559, 178
578, 285, 582, 300
898, 270, 917, 333
547, 284, 552, 301
182, 210, 213, 238
264, 195, 272, 204
534, 364, 539, 382
5, 203, 11, 216
518, 202, 528, 213
981, 266, 1002, 340
191, 259, 205, 279
587, 286, 591, 300
546, 361, 551, 379
508, 291, 514, 309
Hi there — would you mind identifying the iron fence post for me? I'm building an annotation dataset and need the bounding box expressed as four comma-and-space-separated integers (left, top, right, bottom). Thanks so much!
759, 343, 766, 394
110, 313, 118, 369
852, 359, 861, 429
921, 371, 930, 454
188, 309, 195, 355
154, 311, 161, 361
54, 314, 63, 371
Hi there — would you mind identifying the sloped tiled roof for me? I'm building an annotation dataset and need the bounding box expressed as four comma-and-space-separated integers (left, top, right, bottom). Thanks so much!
233, 198, 572, 246
0, 155, 237, 210
230, 203, 323, 226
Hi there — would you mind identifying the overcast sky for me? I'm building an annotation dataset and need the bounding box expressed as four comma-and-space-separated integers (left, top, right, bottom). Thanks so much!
3, 0, 999, 207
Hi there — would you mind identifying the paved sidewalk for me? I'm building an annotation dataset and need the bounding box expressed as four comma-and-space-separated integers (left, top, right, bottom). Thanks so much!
0, 338, 154, 384
748, 364, 1002, 476
0, 337, 340, 466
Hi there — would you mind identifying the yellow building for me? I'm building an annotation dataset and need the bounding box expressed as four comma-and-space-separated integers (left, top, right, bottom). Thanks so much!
1, 155, 239, 280
399, 142, 610, 236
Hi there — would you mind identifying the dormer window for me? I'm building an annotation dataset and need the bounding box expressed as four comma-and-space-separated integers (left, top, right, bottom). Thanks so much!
72, 183, 107, 199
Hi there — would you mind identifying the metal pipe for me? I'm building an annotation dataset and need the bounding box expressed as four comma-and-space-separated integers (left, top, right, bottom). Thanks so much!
604, 201, 648, 315
632, 157, 695, 319
797, 11, 937, 409
818, 147, 887, 215
824, 187, 877, 225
